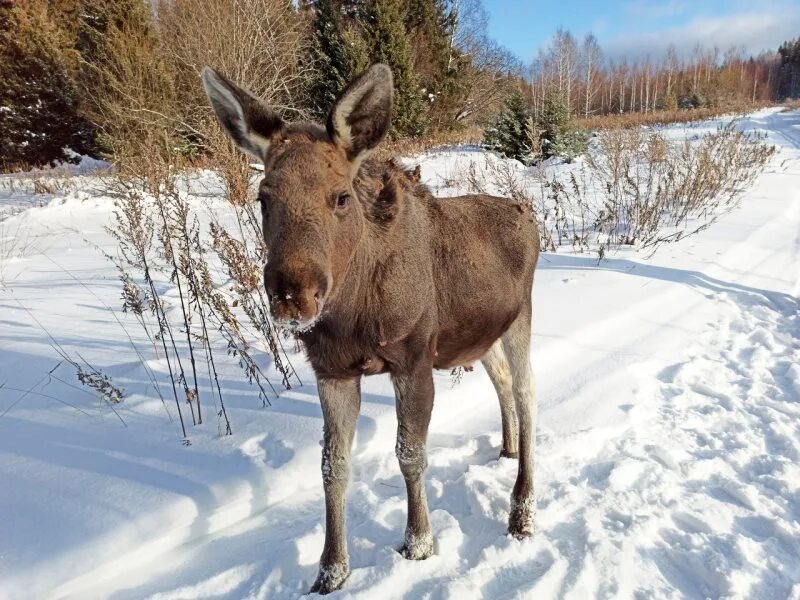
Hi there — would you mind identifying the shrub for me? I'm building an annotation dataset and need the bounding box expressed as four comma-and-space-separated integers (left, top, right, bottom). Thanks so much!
0, 0, 95, 169
484, 90, 589, 164
470, 122, 776, 255
538, 90, 588, 161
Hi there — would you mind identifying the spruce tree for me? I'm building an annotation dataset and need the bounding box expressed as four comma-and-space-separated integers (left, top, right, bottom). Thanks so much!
405, 0, 465, 132
307, 0, 354, 119
364, 0, 426, 137
0, 0, 94, 169
482, 92, 532, 163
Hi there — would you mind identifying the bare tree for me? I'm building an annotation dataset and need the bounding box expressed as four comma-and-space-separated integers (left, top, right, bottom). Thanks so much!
156, 0, 314, 134
582, 33, 602, 117
451, 0, 520, 125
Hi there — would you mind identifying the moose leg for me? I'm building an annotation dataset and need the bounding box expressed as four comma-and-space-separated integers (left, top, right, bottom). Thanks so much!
501, 304, 537, 538
311, 377, 361, 594
481, 340, 519, 458
392, 358, 435, 560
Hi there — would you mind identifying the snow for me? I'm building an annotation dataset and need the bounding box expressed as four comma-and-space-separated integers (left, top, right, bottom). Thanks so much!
1, 108, 799, 599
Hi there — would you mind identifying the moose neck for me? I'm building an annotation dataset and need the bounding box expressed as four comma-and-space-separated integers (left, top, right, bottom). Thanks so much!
321, 158, 425, 330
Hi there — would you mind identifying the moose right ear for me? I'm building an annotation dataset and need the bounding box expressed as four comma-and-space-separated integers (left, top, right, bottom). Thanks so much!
327, 64, 394, 164
201, 67, 285, 160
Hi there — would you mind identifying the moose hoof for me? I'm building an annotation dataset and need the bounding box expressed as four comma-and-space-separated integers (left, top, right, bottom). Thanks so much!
310, 562, 349, 595
400, 530, 434, 560
499, 449, 519, 459
508, 495, 536, 539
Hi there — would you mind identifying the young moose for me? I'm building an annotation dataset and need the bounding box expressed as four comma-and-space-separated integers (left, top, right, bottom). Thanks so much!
203, 64, 539, 594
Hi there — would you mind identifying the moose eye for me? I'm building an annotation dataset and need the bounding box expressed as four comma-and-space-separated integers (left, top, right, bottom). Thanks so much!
336, 193, 350, 209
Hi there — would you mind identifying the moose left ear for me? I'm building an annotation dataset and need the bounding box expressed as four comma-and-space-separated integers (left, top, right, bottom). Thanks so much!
327, 64, 394, 163
201, 67, 285, 161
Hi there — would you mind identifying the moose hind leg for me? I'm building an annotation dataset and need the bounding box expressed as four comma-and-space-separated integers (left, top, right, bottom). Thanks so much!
311, 377, 361, 594
501, 304, 537, 538
392, 358, 435, 560
481, 340, 519, 458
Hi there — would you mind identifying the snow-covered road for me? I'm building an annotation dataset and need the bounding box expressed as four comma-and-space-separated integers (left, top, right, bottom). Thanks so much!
1, 108, 799, 599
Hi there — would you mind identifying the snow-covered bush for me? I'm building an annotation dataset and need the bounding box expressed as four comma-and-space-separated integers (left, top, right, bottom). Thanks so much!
469, 122, 775, 255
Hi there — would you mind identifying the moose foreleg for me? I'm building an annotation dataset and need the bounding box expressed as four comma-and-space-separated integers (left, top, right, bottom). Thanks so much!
392, 358, 435, 560
311, 377, 361, 594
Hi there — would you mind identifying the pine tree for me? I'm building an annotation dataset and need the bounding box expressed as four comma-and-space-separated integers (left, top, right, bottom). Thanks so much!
537, 89, 586, 161
0, 0, 94, 169
405, 0, 465, 132
364, 0, 426, 137
482, 92, 532, 163
307, 0, 355, 118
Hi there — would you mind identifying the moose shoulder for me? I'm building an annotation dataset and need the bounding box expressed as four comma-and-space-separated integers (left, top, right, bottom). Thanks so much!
203, 63, 539, 594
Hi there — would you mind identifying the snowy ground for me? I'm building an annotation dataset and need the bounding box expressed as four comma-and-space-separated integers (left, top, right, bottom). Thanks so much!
1, 108, 799, 600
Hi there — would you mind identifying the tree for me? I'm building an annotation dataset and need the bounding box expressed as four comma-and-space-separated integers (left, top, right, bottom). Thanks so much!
581, 33, 601, 118
778, 37, 800, 98
405, 0, 466, 131
364, 0, 426, 136
306, 0, 357, 118
0, 0, 94, 169
482, 92, 532, 163
450, 0, 519, 126
157, 0, 312, 128
77, 0, 178, 159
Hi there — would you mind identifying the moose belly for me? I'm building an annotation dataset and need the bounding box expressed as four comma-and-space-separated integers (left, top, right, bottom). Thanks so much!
433, 310, 518, 370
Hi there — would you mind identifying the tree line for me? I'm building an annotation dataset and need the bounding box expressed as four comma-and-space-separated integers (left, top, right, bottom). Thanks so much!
525, 29, 798, 120
484, 29, 800, 164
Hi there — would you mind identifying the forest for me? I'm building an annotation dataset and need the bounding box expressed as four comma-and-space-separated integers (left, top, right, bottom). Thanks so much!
1, 0, 799, 170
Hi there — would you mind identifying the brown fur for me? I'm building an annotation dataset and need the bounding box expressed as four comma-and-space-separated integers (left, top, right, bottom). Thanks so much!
203, 64, 539, 594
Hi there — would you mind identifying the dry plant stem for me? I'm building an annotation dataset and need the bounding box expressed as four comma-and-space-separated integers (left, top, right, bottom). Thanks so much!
9, 296, 126, 426
176, 197, 231, 434
208, 217, 299, 389
43, 253, 171, 422
145, 259, 191, 435
155, 192, 202, 425
107, 188, 188, 440
473, 122, 773, 255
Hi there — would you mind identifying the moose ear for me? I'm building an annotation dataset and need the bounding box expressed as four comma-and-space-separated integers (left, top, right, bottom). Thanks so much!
327, 64, 393, 163
201, 67, 285, 160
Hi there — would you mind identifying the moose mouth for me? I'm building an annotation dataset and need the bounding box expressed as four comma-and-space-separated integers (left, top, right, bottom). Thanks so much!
279, 314, 321, 334
270, 297, 325, 334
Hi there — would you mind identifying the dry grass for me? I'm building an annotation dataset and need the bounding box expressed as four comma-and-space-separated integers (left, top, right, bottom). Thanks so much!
574, 103, 771, 132
782, 99, 800, 111
104, 146, 302, 441
377, 126, 484, 159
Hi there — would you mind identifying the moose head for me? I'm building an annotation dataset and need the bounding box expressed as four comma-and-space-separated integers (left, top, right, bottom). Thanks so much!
202, 65, 394, 331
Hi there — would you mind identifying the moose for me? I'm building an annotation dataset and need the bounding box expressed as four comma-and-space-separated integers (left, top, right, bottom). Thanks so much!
203, 64, 539, 594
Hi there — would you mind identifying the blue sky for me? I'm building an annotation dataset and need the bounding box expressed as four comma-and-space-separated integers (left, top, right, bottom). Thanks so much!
482, 0, 800, 62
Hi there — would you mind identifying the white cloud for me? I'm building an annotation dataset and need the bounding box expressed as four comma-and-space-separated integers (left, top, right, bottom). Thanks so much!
604, 10, 800, 61
625, 1, 688, 20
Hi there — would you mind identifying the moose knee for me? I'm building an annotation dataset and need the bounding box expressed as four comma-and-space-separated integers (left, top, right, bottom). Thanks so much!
321, 447, 351, 488
396, 437, 427, 479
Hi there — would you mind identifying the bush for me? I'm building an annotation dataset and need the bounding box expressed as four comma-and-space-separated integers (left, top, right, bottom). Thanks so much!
469, 122, 776, 255
553, 125, 776, 252
679, 91, 709, 109
0, 0, 95, 170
